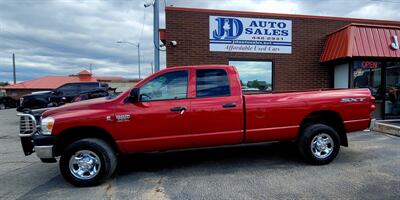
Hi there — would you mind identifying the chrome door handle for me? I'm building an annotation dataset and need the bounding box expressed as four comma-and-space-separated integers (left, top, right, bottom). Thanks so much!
170, 106, 187, 113
222, 103, 236, 108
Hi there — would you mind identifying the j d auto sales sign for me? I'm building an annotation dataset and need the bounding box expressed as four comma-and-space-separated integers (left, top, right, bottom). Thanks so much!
209, 16, 292, 54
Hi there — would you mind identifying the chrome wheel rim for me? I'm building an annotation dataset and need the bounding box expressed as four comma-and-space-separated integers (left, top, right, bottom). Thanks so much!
69, 150, 101, 180
0, 104, 5, 110
310, 133, 334, 159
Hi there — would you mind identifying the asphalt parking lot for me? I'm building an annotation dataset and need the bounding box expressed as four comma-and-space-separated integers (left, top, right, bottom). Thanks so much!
0, 109, 399, 200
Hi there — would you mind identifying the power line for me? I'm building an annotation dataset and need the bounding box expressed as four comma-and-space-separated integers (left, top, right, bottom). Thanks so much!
138, 2, 147, 44
370, 0, 400, 3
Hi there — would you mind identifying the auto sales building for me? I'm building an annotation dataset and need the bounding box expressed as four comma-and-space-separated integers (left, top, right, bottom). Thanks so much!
163, 7, 400, 119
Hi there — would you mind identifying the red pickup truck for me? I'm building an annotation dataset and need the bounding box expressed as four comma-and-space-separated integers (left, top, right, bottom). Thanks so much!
18, 65, 375, 186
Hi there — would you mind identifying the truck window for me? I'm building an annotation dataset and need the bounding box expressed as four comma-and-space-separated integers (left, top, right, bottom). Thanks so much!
57, 83, 79, 96
80, 82, 99, 92
229, 60, 273, 92
139, 70, 188, 101
196, 69, 230, 97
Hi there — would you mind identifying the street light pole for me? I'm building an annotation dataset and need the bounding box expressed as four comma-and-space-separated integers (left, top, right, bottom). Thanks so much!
116, 41, 141, 79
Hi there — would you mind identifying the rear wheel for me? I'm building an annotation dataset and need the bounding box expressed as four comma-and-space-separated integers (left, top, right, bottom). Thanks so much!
59, 138, 117, 187
298, 124, 340, 165
0, 103, 5, 110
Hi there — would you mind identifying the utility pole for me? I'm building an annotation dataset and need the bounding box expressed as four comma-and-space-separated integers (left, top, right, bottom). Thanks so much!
153, 0, 160, 72
89, 64, 93, 74
138, 43, 141, 79
12, 53, 16, 84
144, 0, 160, 73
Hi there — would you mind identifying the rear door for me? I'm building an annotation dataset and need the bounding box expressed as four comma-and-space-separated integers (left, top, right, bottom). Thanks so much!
189, 68, 244, 147
80, 82, 100, 93
57, 83, 80, 102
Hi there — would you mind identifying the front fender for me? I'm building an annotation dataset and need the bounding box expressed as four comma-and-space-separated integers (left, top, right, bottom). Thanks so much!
25, 98, 49, 109
50, 109, 115, 137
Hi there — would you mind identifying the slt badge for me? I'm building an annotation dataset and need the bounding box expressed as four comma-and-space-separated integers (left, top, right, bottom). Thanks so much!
340, 98, 366, 103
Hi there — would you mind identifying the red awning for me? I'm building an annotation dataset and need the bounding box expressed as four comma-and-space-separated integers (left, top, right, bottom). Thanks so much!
320, 23, 400, 63
159, 28, 166, 44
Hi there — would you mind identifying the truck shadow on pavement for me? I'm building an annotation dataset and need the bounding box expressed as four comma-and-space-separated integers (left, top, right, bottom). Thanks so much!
117, 141, 306, 175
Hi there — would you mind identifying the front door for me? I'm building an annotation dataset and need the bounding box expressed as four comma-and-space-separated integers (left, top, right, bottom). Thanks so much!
116, 70, 191, 153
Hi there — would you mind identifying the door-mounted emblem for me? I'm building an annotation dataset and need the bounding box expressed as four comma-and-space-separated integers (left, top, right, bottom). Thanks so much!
105, 116, 113, 121
391, 35, 399, 50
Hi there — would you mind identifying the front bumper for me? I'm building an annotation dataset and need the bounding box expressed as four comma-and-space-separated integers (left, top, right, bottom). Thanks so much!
17, 113, 56, 160
369, 118, 376, 129
35, 145, 55, 159
21, 134, 56, 159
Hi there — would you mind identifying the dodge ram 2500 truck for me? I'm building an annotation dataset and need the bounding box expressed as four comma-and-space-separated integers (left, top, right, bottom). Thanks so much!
17, 65, 375, 187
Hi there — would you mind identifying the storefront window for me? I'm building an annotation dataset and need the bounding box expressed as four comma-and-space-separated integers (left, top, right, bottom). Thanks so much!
351, 61, 382, 100
229, 60, 273, 91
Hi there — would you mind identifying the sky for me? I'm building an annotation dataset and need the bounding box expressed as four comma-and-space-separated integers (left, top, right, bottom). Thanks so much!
1, 0, 400, 82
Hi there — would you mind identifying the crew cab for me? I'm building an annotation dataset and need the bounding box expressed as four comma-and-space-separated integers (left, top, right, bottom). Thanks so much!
17, 65, 375, 187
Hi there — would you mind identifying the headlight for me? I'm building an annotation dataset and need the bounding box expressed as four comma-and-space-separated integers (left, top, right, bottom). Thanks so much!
41, 117, 55, 135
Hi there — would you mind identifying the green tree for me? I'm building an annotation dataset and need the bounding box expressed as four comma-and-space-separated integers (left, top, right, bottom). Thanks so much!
250, 80, 261, 89
0, 82, 9, 86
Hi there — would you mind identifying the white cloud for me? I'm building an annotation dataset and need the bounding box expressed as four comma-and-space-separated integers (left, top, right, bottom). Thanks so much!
1, 0, 400, 82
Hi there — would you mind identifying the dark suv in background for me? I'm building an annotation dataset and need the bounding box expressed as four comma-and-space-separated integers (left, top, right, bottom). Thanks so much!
17, 82, 109, 112
0, 95, 18, 110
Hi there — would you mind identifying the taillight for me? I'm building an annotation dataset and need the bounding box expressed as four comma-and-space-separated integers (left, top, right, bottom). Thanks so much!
370, 96, 375, 117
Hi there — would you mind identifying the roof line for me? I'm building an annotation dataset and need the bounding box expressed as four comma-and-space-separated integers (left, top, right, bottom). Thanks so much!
327, 23, 400, 36
165, 6, 400, 24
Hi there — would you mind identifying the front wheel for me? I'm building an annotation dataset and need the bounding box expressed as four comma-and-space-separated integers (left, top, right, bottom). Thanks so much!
298, 124, 340, 165
59, 138, 117, 187
0, 103, 5, 110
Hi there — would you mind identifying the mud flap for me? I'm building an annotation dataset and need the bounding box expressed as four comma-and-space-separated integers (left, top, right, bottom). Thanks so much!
20, 137, 34, 156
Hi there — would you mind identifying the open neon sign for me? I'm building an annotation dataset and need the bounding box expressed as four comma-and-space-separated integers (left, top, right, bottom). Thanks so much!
361, 61, 379, 69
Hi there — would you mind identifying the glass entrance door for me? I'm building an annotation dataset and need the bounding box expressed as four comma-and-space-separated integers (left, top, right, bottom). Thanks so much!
384, 62, 400, 119
351, 61, 382, 119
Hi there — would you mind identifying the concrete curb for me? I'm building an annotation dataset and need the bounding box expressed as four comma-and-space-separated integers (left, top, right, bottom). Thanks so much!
372, 122, 400, 137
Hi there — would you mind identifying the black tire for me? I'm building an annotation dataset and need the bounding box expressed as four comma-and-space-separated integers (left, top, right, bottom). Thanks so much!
59, 138, 117, 187
298, 124, 340, 165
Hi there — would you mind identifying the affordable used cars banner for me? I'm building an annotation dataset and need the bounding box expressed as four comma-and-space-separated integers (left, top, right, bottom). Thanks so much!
209, 16, 292, 54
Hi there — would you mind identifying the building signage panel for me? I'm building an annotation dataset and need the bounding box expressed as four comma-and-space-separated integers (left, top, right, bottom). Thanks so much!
209, 16, 292, 54
391, 35, 399, 50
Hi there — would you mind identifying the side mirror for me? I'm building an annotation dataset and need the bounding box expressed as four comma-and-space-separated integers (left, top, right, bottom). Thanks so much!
53, 90, 61, 96
129, 88, 139, 103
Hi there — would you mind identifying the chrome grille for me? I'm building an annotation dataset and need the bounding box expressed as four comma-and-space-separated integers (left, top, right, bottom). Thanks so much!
18, 114, 37, 137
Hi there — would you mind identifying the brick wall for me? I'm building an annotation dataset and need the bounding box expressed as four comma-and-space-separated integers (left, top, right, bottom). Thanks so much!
5, 89, 48, 100
165, 7, 400, 91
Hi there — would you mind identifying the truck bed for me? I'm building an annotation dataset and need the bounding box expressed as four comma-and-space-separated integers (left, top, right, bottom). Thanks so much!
243, 88, 373, 143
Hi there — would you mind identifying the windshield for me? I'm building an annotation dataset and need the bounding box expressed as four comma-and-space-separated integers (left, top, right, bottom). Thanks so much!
106, 92, 122, 99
